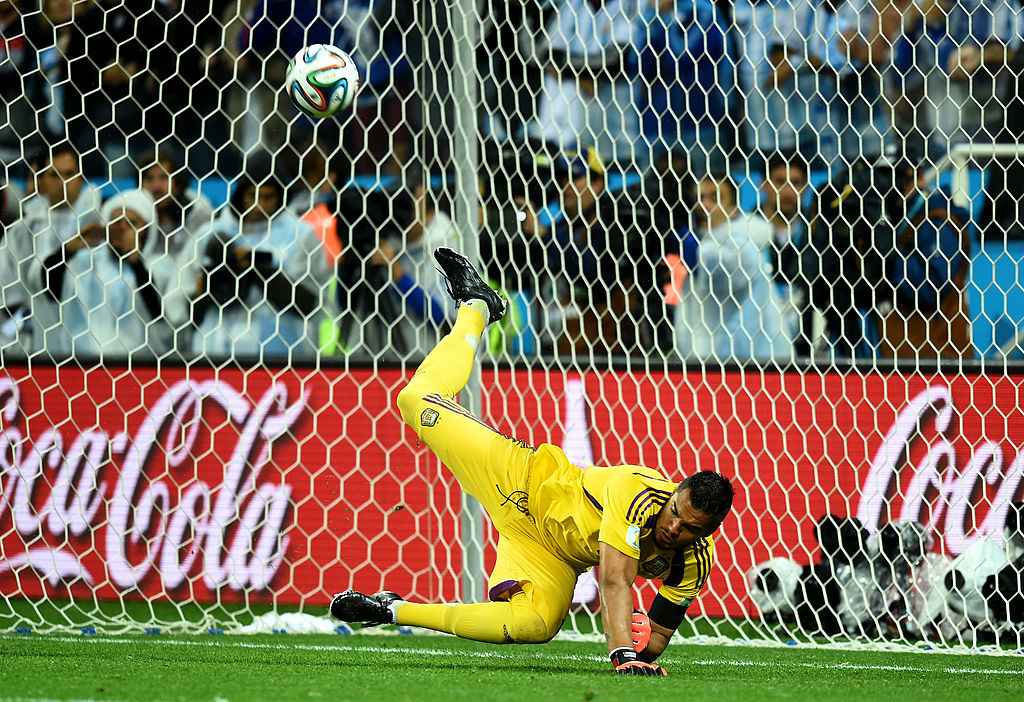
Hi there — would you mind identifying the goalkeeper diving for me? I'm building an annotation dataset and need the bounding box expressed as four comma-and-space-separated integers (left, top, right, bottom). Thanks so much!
331, 248, 735, 676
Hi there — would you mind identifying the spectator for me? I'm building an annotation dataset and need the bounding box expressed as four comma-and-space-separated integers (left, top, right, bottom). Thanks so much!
981, 4, 1024, 241
732, 0, 806, 160
774, 0, 891, 170
802, 145, 971, 359
479, 0, 553, 141
19, 142, 102, 237
332, 183, 413, 360
62, 0, 166, 177
0, 171, 26, 352
142, 0, 242, 178
531, 0, 646, 169
478, 138, 561, 357
888, 0, 1022, 158
182, 0, 255, 179
758, 151, 816, 352
0, 142, 100, 353
673, 173, 790, 363
875, 152, 972, 359
287, 139, 340, 217
535, 146, 664, 358
236, 0, 310, 153
829, 0, 893, 165
360, 171, 463, 361
0, 0, 37, 165
638, 0, 734, 176
23, 0, 74, 143
0, 169, 24, 230
190, 168, 333, 361
139, 150, 215, 355
33, 189, 174, 359
760, 152, 809, 265
367, 0, 420, 175
139, 150, 215, 261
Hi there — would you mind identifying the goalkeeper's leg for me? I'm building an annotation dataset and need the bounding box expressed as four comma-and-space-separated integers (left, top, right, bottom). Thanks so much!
396, 302, 534, 509
392, 584, 560, 644
392, 536, 577, 644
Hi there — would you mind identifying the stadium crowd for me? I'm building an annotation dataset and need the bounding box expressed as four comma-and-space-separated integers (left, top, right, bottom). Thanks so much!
0, 0, 1022, 364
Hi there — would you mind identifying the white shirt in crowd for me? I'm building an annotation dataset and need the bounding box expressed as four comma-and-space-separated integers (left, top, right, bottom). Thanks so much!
674, 212, 791, 363
190, 208, 333, 361
0, 185, 101, 352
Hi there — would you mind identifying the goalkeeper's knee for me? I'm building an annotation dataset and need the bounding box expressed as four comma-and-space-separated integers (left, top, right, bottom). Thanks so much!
396, 384, 423, 430
505, 592, 566, 644
505, 606, 551, 644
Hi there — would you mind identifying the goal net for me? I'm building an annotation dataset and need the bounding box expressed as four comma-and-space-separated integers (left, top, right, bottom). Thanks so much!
1, 0, 1023, 652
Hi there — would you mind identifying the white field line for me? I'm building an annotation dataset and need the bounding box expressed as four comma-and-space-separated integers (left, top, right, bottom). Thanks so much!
2, 634, 1022, 676
686, 658, 1024, 676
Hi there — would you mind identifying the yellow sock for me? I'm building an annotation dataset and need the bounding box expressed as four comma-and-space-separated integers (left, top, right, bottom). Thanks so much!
411, 304, 487, 398
394, 591, 548, 644
394, 601, 512, 644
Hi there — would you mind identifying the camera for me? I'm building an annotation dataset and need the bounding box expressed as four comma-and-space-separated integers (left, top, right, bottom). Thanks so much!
332, 185, 416, 356
202, 234, 276, 307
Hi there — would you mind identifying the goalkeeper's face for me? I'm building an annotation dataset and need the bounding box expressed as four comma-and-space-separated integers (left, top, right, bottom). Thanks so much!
653, 489, 717, 550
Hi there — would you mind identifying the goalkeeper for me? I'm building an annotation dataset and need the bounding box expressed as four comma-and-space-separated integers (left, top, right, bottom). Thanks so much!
331, 248, 735, 676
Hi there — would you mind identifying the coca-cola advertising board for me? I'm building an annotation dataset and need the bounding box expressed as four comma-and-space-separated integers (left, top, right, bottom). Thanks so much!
1, 365, 1023, 618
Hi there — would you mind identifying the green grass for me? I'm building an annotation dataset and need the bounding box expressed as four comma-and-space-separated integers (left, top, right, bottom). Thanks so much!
1, 632, 1021, 702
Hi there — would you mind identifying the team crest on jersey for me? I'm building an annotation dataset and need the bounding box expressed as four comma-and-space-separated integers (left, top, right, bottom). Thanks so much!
626, 525, 641, 550
420, 408, 439, 427
640, 555, 670, 577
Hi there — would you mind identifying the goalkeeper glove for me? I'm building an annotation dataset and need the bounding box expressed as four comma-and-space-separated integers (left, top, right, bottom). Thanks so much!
632, 609, 651, 652
610, 647, 667, 676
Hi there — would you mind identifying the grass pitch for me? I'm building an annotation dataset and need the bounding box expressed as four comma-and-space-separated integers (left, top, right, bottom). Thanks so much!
1, 632, 1022, 702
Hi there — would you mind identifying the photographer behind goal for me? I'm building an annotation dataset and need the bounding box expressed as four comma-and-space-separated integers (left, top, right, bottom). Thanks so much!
799, 143, 971, 360
333, 167, 463, 362
193, 166, 332, 361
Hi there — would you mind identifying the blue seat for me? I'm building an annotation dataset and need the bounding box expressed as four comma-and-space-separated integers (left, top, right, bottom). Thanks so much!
969, 238, 1024, 359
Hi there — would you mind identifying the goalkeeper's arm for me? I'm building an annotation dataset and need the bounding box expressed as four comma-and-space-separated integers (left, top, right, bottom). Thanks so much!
599, 544, 668, 676
635, 594, 688, 663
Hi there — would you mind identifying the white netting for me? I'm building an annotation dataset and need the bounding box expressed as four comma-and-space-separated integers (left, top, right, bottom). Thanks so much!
0, 0, 1023, 653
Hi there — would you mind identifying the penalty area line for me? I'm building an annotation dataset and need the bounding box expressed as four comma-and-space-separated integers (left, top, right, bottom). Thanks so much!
3, 634, 1022, 676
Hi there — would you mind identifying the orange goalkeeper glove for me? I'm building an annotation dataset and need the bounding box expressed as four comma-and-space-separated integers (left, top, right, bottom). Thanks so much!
632, 609, 652, 652
610, 647, 667, 676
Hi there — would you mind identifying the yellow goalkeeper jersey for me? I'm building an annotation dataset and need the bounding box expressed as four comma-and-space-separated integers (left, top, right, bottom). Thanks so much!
525, 444, 715, 606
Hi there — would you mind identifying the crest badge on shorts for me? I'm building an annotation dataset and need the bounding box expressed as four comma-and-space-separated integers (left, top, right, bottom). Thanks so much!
420, 408, 439, 427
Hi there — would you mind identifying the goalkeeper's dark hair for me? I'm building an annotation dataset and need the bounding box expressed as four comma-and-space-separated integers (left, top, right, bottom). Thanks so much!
677, 471, 734, 525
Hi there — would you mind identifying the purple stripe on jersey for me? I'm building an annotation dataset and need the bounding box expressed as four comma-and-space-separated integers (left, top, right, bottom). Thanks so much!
423, 393, 498, 433
426, 394, 491, 426
694, 537, 712, 589
632, 472, 676, 488
664, 549, 688, 587
630, 493, 669, 527
690, 537, 710, 589
624, 490, 648, 521
583, 487, 603, 512
627, 489, 671, 523
488, 579, 521, 602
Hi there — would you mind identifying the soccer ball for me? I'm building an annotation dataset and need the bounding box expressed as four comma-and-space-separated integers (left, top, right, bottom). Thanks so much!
285, 44, 360, 119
